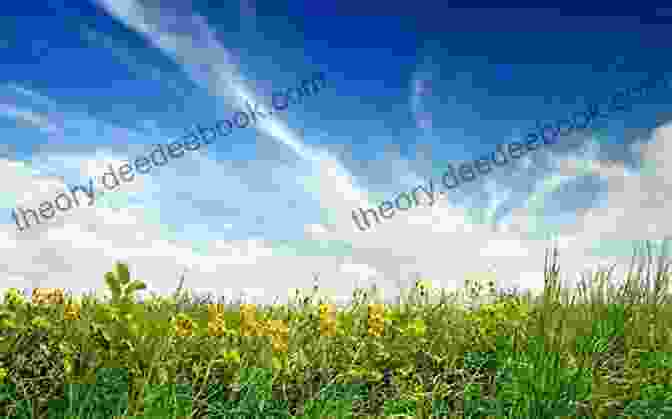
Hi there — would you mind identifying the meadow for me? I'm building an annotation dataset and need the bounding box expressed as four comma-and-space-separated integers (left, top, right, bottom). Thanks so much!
1, 241, 672, 418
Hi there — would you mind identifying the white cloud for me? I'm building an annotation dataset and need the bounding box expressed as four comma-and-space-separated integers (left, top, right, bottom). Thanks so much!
2, 2, 672, 311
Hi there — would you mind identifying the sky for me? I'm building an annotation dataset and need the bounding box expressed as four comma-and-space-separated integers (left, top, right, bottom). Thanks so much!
1, 3, 672, 306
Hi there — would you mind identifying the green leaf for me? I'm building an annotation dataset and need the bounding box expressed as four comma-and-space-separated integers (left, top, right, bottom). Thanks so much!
104, 272, 122, 299
115, 262, 131, 285
125, 280, 147, 295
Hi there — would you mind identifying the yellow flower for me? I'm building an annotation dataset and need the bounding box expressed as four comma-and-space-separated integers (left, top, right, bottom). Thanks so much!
318, 303, 332, 315
367, 303, 385, 337
240, 303, 256, 316
0, 367, 7, 384
240, 304, 259, 337
208, 318, 228, 337
272, 340, 288, 353
173, 313, 195, 337
208, 304, 231, 337
259, 320, 289, 352
208, 321, 223, 337
31, 288, 64, 305
319, 303, 337, 337
262, 319, 289, 353
208, 303, 225, 323
64, 302, 81, 321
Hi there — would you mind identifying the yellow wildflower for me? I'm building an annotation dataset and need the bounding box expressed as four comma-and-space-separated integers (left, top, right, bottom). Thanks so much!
240, 304, 259, 337
208, 320, 226, 337
319, 303, 337, 337
64, 302, 81, 321
208, 303, 225, 323
263, 319, 289, 353
272, 340, 288, 353
367, 303, 385, 337
207, 303, 228, 337
32, 288, 64, 305
173, 313, 194, 337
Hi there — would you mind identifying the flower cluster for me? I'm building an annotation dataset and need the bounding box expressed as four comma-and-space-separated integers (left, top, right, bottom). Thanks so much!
207, 304, 239, 338
261, 319, 289, 353
240, 303, 260, 337
208, 303, 227, 337
172, 313, 195, 337
63, 302, 81, 321
367, 303, 385, 337
318, 303, 337, 337
238, 304, 290, 351
31, 288, 64, 305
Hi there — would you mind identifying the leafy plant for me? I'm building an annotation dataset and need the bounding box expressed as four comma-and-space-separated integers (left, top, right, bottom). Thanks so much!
300, 381, 367, 418
104, 261, 148, 305
206, 367, 291, 419
381, 396, 417, 417
46, 367, 130, 418
494, 334, 593, 418
2, 241, 672, 418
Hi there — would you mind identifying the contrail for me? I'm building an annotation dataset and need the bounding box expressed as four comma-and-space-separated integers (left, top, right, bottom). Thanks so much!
94, 0, 371, 222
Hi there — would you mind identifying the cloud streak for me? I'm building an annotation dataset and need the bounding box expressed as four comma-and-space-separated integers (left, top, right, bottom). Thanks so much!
2, 4, 672, 308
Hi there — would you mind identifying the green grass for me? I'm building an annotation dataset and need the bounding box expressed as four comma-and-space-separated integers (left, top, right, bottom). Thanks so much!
2, 240, 672, 418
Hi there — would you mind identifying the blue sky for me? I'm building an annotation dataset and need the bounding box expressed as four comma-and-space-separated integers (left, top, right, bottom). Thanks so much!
1, 3, 672, 306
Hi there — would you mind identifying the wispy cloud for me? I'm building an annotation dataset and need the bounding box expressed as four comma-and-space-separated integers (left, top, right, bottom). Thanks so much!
2, 3, 671, 307
0, 103, 61, 135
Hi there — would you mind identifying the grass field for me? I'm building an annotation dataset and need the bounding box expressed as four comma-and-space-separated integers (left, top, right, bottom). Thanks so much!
1, 241, 672, 418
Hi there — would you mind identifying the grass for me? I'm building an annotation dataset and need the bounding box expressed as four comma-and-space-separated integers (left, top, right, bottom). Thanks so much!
1, 239, 672, 418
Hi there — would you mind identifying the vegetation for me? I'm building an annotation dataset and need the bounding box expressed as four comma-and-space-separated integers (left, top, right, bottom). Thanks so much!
1, 240, 672, 418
